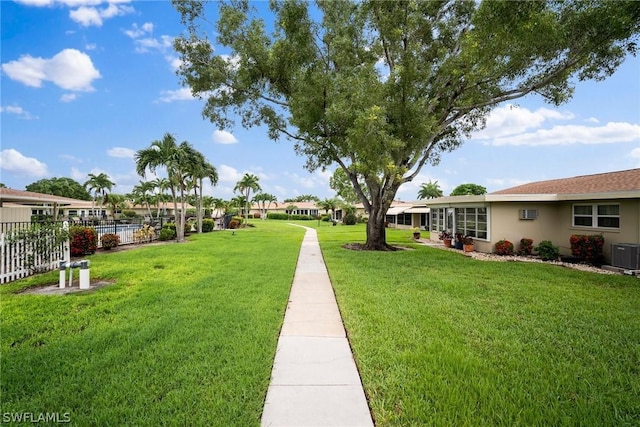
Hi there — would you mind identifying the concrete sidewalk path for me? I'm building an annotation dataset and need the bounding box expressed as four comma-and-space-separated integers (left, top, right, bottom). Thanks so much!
261, 226, 374, 427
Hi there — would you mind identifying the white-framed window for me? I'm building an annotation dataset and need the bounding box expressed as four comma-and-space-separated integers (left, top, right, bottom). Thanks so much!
430, 208, 446, 232
455, 207, 488, 240
573, 203, 620, 229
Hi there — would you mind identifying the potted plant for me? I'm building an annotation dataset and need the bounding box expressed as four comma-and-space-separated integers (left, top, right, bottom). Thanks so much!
439, 230, 453, 247
411, 227, 421, 239
462, 235, 474, 252
454, 233, 464, 250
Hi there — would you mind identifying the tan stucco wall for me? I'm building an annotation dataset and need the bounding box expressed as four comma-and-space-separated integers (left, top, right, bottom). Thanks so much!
0, 207, 32, 223
488, 199, 639, 260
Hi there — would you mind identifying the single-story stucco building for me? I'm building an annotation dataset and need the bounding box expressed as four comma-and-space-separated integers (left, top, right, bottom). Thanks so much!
421, 169, 640, 265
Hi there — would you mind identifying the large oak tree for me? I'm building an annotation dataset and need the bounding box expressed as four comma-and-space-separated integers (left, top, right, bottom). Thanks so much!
173, 0, 639, 250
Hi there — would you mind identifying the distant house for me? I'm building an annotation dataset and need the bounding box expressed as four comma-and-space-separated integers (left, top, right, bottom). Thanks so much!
421, 169, 640, 262
0, 188, 88, 223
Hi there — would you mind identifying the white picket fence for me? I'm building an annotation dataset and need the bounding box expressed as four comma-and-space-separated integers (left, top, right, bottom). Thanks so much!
0, 229, 70, 284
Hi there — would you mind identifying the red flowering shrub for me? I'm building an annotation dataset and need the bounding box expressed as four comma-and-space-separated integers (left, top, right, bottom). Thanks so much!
570, 234, 604, 265
69, 226, 98, 256
229, 220, 240, 229
495, 240, 514, 255
518, 238, 534, 256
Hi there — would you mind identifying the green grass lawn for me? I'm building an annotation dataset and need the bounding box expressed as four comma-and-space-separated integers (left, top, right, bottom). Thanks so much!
315, 223, 640, 426
3, 220, 639, 426
1, 223, 305, 426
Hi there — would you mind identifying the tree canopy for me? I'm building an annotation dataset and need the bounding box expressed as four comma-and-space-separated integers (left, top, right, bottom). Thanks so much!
26, 177, 91, 200
450, 183, 487, 196
174, 0, 640, 249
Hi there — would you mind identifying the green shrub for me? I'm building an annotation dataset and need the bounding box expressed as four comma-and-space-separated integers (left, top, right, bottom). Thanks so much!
158, 228, 176, 241
100, 233, 120, 250
343, 212, 357, 225
495, 240, 514, 255
69, 226, 98, 256
518, 238, 534, 256
569, 234, 605, 265
267, 213, 288, 220
321, 214, 331, 222
535, 240, 559, 261
202, 219, 215, 232
163, 222, 177, 233
265, 213, 315, 220
120, 210, 138, 218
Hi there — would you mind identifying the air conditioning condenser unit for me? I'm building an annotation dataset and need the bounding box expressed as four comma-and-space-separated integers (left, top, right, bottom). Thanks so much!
611, 244, 640, 270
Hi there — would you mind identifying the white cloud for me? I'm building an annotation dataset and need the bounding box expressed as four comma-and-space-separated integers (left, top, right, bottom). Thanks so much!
69, 6, 101, 26
0, 149, 48, 177
631, 147, 640, 167
166, 55, 183, 71
212, 130, 238, 144
107, 147, 135, 158
586, 117, 600, 124
69, 2, 133, 27
124, 22, 153, 39
489, 122, 640, 146
70, 166, 85, 181
85, 43, 97, 50
473, 104, 575, 140
0, 105, 38, 119
134, 35, 173, 54
218, 164, 242, 183
155, 88, 194, 103
283, 171, 320, 189
60, 93, 77, 102
2, 49, 101, 91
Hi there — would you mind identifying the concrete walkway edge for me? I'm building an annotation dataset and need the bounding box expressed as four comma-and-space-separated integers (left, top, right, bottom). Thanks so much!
261, 225, 374, 427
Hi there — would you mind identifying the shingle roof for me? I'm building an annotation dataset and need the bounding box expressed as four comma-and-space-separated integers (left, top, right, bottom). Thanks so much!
490, 169, 640, 195
0, 188, 88, 204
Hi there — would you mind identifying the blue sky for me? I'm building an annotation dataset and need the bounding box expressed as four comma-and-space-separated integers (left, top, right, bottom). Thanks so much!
2, 0, 639, 202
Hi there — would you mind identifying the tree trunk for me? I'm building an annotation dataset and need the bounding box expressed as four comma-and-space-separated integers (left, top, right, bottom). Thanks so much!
364, 202, 392, 250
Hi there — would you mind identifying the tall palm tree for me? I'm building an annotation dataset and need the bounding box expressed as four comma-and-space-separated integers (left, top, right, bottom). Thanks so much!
417, 180, 444, 199
150, 177, 170, 217
132, 180, 155, 219
188, 153, 219, 233
84, 172, 115, 219
135, 133, 197, 243
234, 173, 261, 225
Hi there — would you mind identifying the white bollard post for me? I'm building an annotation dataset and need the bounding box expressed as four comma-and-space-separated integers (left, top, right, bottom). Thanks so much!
79, 260, 90, 290
59, 261, 67, 289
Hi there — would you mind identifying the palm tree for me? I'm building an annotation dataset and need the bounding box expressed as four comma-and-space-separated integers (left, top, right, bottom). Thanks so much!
189, 154, 219, 233
132, 180, 155, 219
135, 133, 199, 243
417, 180, 444, 200
234, 173, 261, 225
319, 197, 339, 221
150, 177, 170, 218
253, 192, 277, 220
104, 193, 127, 219
84, 172, 115, 219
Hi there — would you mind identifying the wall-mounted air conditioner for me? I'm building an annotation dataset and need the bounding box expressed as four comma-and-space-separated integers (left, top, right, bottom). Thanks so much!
519, 209, 538, 220
611, 244, 640, 270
